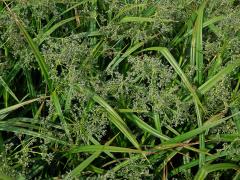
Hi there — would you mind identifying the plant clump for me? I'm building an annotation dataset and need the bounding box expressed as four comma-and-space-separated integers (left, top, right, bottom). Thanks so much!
0, 0, 239, 179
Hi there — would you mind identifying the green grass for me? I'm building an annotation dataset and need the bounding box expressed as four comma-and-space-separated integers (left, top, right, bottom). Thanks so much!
0, 0, 240, 179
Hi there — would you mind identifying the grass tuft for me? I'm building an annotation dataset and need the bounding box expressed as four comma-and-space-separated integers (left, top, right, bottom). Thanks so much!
0, 0, 239, 179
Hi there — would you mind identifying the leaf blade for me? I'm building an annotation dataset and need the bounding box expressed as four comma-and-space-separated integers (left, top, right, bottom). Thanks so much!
74, 86, 141, 150
5, 4, 53, 91
142, 47, 204, 111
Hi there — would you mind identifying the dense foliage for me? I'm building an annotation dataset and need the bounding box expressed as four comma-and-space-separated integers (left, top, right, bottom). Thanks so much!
0, 0, 240, 179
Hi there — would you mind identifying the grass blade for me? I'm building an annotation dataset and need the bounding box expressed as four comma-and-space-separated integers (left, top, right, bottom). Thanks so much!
0, 97, 44, 116
69, 145, 144, 154
0, 125, 67, 145
207, 133, 240, 142
125, 113, 169, 141
42, 0, 93, 31
194, 163, 239, 180
112, 154, 143, 172
111, 4, 146, 21
51, 91, 72, 142
170, 151, 228, 176
153, 113, 162, 133
65, 152, 100, 179
4, 117, 63, 130
233, 171, 240, 180
172, 15, 224, 46
0, 76, 19, 103
5, 4, 52, 91
207, 55, 222, 79
23, 69, 37, 114
195, 101, 205, 167
89, 136, 115, 159
74, 86, 141, 150
184, 59, 240, 101
65, 134, 117, 178
171, 12, 197, 46
107, 42, 144, 72
36, 17, 76, 45
120, 16, 174, 23
183, 16, 224, 39
0, 62, 21, 97
161, 112, 240, 145
7, 4, 74, 143
142, 47, 204, 111
231, 106, 240, 133
120, 16, 154, 23
191, 0, 207, 85
198, 60, 240, 95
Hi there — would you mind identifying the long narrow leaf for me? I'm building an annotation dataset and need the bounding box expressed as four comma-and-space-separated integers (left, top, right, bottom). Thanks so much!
111, 4, 146, 21
5, 4, 52, 91
191, 0, 207, 85
66, 134, 118, 178
184, 59, 240, 101
120, 16, 155, 23
172, 15, 224, 46
0, 125, 67, 145
43, 0, 93, 31
0, 62, 21, 97
170, 151, 228, 176
198, 59, 240, 94
36, 17, 76, 45
120, 16, 174, 23
107, 42, 144, 71
186, 16, 224, 38
195, 101, 205, 167
74, 86, 141, 150
142, 47, 204, 111
23, 69, 37, 114
51, 91, 72, 142
0, 76, 19, 102
65, 152, 100, 180
125, 113, 169, 141
0, 97, 44, 116
160, 112, 240, 145
194, 163, 239, 180
69, 145, 144, 154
